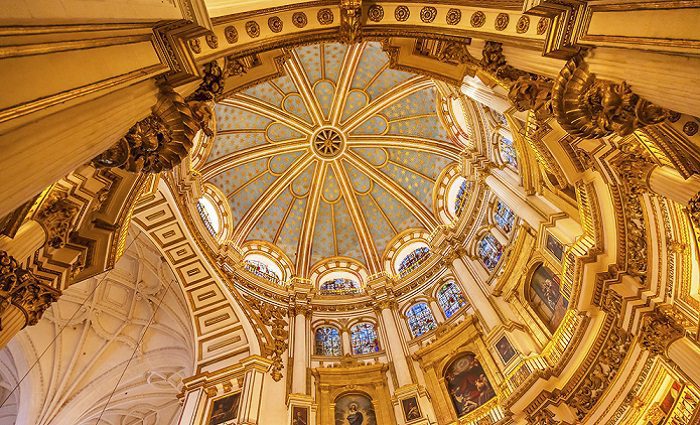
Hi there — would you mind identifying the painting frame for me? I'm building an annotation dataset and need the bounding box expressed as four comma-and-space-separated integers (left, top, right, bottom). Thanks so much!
207, 391, 241, 425
400, 396, 423, 423
545, 232, 565, 262
291, 405, 309, 425
494, 335, 517, 365
334, 392, 377, 425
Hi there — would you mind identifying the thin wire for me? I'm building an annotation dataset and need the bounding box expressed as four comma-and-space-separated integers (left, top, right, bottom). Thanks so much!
95, 274, 175, 425
0, 230, 142, 408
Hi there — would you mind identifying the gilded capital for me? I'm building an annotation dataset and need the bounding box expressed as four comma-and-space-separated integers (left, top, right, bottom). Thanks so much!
638, 310, 685, 356
339, 0, 362, 44
0, 250, 60, 328
186, 61, 225, 137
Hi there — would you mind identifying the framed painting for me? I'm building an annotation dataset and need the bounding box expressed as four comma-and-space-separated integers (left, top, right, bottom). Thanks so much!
444, 353, 496, 417
291, 406, 309, 425
401, 396, 422, 422
529, 264, 568, 332
334, 393, 377, 425
207, 392, 241, 425
545, 233, 564, 262
495, 335, 517, 364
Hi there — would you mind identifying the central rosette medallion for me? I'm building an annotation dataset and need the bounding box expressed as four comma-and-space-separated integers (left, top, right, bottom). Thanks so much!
311, 127, 345, 160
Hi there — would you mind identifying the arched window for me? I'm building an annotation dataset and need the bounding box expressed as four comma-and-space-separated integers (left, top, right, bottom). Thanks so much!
350, 323, 379, 355
244, 258, 282, 284
398, 246, 430, 277
477, 234, 503, 271
444, 353, 495, 417
494, 200, 515, 233
319, 277, 361, 295
437, 281, 467, 318
499, 136, 518, 169
314, 326, 342, 356
196, 196, 220, 237
528, 264, 569, 333
454, 180, 472, 217
406, 302, 437, 337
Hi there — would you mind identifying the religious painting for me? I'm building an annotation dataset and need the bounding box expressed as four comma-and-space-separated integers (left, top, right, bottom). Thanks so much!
545, 233, 564, 261
334, 393, 377, 425
529, 264, 568, 333
292, 406, 309, 425
495, 336, 517, 364
444, 353, 496, 417
401, 396, 422, 422
208, 392, 241, 425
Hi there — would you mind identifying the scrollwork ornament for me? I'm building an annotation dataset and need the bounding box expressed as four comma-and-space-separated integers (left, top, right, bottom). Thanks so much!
292, 12, 308, 28
446, 8, 461, 25
268, 16, 283, 33
552, 55, 670, 138
245, 21, 260, 38
367, 5, 383, 22
224, 26, 238, 43
318, 8, 334, 25
638, 310, 685, 356
395, 6, 410, 22
470, 11, 485, 27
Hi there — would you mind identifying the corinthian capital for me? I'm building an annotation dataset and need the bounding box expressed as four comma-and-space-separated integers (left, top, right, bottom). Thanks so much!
638, 310, 685, 356
0, 250, 60, 328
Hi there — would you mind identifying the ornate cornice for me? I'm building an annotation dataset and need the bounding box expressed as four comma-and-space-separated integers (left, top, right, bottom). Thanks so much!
638, 309, 685, 356
0, 250, 60, 328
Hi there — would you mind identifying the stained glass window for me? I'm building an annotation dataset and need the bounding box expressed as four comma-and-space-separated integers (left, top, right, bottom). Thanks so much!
454, 180, 472, 217
437, 281, 467, 318
499, 136, 518, 169
196, 197, 219, 237
314, 326, 342, 356
406, 302, 437, 338
477, 234, 503, 271
494, 200, 515, 233
398, 246, 430, 277
350, 323, 380, 355
495, 112, 508, 126
319, 277, 361, 295
244, 259, 281, 284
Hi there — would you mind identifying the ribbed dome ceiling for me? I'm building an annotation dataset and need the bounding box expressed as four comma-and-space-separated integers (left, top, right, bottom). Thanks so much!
201, 41, 461, 275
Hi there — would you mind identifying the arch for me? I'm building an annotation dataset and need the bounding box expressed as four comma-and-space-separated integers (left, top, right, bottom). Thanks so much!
396, 244, 431, 277
350, 322, 380, 355
435, 280, 467, 319
527, 263, 569, 333
405, 302, 437, 338
314, 326, 342, 356
443, 352, 496, 418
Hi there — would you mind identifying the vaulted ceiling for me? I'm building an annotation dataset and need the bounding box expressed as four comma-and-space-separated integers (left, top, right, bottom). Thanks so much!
201, 42, 460, 275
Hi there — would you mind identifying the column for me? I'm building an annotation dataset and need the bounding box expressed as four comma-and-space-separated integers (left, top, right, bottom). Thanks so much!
490, 226, 508, 246
177, 388, 205, 425
428, 297, 445, 323
290, 307, 309, 394
238, 356, 273, 425
668, 338, 700, 387
377, 300, 413, 387
647, 166, 700, 206
449, 255, 501, 332
342, 328, 352, 355
460, 75, 511, 113
0, 220, 46, 264
485, 173, 548, 230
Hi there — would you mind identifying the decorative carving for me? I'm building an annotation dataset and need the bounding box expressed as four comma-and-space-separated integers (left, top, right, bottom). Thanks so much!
436, 42, 475, 65
689, 191, 700, 228
495, 13, 509, 31
340, 0, 362, 44
470, 11, 485, 27
516, 16, 530, 33
224, 26, 238, 44
480, 41, 533, 83
93, 84, 198, 174
446, 8, 461, 25
246, 297, 289, 381
537, 18, 549, 35
36, 191, 79, 249
0, 250, 60, 328
245, 21, 260, 38
205, 33, 218, 49
268, 16, 283, 33
683, 121, 699, 136
508, 77, 554, 121
568, 326, 631, 419
188, 38, 201, 54
395, 6, 410, 22
552, 55, 670, 138
292, 12, 308, 28
638, 310, 685, 356
318, 8, 334, 25
186, 61, 225, 137
420, 6, 437, 23
367, 5, 383, 22
529, 409, 560, 425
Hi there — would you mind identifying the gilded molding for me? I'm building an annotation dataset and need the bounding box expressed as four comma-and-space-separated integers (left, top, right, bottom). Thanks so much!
0, 250, 60, 328
92, 84, 198, 174
552, 55, 670, 138
339, 0, 362, 44
638, 309, 685, 356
